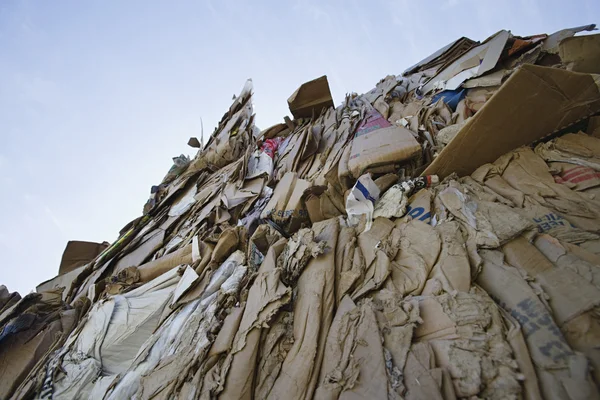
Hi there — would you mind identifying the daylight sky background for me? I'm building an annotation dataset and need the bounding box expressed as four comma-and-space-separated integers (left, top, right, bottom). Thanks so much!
1, 0, 598, 294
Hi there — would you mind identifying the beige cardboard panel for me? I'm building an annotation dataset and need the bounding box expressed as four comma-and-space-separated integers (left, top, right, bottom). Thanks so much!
588, 116, 600, 138
348, 108, 421, 178
59, 240, 109, 275
559, 33, 600, 74
288, 75, 334, 119
424, 64, 600, 178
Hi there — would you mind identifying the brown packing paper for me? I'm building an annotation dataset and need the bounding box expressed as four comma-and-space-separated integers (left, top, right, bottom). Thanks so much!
371, 291, 421, 398
314, 295, 358, 400
303, 186, 344, 224
403, 342, 445, 400
499, 308, 544, 400
536, 133, 600, 173
267, 219, 338, 400
532, 234, 600, 385
424, 64, 600, 179
220, 239, 288, 399
350, 218, 396, 300
316, 297, 390, 399
480, 147, 600, 233
415, 289, 522, 398
504, 236, 600, 327
253, 311, 294, 399
261, 172, 312, 233
422, 221, 471, 295
390, 220, 441, 296
533, 234, 600, 290
113, 229, 166, 274
478, 249, 598, 400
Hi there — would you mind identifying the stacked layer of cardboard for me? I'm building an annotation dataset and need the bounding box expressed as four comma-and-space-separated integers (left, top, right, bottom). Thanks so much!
1, 26, 600, 400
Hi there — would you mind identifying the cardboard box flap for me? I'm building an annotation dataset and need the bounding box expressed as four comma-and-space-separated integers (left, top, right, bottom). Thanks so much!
423, 64, 600, 179
59, 240, 109, 275
288, 75, 334, 119
423, 30, 510, 93
403, 36, 477, 76
559, 33, 600, 74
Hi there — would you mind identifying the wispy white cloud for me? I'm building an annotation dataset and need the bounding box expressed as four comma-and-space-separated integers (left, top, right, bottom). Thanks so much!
15, 74, 63, 108
43, 205, 65, 235
441, 0, 466, 9
293, 0, 332, 23
22, 193, 66, 236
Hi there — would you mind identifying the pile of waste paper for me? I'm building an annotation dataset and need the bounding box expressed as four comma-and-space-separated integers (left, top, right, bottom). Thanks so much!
1, 25, 600, 400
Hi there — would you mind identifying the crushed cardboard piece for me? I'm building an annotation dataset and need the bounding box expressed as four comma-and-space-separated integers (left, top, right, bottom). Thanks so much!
288, 75, 334, 119
424, 65, 600, 179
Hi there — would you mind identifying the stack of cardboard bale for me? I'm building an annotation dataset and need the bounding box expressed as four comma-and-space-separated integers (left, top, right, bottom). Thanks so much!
2, 25, 600, 400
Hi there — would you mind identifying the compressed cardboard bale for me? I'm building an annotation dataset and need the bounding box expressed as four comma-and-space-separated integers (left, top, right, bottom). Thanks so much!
13, 25, 600, 400
478, 249, 599, 400
415, 288, 522, 399
474, 147, 600, 233
536, 132, 600, 172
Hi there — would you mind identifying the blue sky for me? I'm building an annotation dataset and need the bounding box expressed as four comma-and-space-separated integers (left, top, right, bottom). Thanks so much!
0, 0, 597, 294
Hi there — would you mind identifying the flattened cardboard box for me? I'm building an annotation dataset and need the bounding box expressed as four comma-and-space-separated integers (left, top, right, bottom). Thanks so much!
424, 64, 600, 179
348, 108, 421, 178
288, 75, 334, 119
